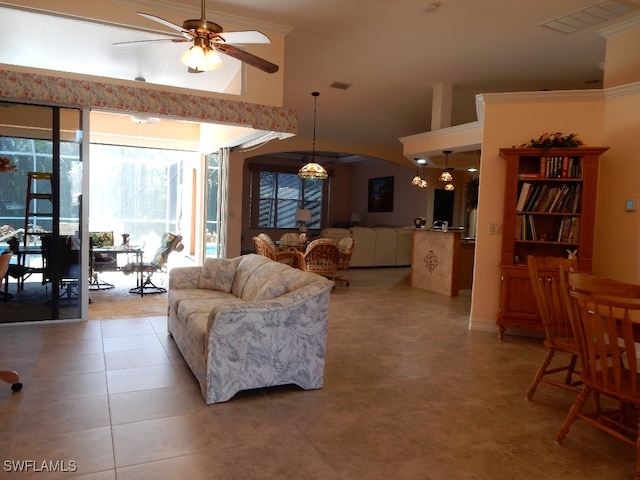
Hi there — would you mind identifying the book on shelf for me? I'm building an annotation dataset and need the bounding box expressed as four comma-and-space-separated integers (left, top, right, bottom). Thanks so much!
524, 184, 542, 211
518, 173, 542, 179
528, 215, 537, 241
516, 182, 532, 212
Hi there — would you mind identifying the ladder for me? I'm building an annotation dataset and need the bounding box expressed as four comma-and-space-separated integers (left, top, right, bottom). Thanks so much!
23, 171, 53, 246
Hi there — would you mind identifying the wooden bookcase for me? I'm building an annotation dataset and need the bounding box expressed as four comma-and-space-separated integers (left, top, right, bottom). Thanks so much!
496, 147, 608, 340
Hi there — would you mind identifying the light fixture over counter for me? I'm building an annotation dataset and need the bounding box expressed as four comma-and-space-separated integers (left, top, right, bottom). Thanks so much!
411, 158, 428, 188
439, 150, 453, 183
298, 92, 328, 181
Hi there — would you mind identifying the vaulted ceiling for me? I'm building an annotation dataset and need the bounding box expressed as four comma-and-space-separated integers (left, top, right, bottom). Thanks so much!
2, 0, 639, 168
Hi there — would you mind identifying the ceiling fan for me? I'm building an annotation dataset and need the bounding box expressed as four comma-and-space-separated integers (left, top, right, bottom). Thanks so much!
116, 0, 279, 74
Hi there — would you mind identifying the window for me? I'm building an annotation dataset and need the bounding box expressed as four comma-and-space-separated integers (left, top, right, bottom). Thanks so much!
249, 165, 326, 229
205, 153, 219, 258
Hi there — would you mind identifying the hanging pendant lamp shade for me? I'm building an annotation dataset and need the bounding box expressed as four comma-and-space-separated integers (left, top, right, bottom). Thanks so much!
298, 92, 328, 180
412, 158, 428, 187
439, 150, 454, 182
411, 161, 422, 186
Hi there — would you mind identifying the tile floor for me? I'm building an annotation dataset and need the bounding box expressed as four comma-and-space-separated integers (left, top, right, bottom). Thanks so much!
0, 267, 635, 479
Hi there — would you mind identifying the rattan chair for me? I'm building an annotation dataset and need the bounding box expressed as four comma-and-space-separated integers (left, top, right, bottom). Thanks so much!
525, 255, 580, 400
252, 235, 298, 267
555, 286, 640, 480
0, 250, 22, 392
296, 238, 341, 281
335, 237, 356, 286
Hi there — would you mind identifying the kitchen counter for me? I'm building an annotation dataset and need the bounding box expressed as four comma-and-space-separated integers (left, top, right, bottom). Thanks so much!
410, 228, 474, 296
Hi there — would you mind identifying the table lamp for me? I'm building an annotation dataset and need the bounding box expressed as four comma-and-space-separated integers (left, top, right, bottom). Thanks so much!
295, 208, 312, 233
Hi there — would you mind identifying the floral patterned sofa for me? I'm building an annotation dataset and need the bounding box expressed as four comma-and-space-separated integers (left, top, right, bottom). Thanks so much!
167, 253, 334, 404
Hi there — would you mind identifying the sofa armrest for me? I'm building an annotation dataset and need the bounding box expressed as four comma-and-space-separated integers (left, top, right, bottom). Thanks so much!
169, 266, 202, 289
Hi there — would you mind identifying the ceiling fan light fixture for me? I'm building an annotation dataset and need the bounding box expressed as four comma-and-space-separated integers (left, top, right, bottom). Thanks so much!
203, 48, 223, 71
181, 44, 205, 69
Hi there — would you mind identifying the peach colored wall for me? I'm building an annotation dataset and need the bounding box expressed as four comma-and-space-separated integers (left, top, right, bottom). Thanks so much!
602, 18, 640, 89
470, 92, 606, 333
596, 87, 640, 281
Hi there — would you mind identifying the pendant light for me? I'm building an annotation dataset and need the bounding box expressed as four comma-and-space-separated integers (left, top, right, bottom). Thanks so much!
411, 158, 422, 186
411, 158, 428, 187
439, 150, 453, 182
298, 92, 328, 180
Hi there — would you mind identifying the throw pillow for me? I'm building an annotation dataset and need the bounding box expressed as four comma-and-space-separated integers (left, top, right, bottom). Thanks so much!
198, 257, 241, 292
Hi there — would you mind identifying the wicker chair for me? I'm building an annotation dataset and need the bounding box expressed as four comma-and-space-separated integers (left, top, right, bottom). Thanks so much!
252, 235, 298, 267
279, 232, 304, 249
296, 238, 341, 281
525, 255, 580, 400
335, 237, 356, 286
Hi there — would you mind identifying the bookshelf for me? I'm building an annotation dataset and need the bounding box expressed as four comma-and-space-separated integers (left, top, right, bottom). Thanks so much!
496, 146, 608, 339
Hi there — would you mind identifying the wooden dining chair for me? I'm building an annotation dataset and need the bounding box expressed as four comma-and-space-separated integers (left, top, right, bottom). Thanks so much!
525, 255, 580, 400
555, 289, 640, 480
563, 270, 640, 299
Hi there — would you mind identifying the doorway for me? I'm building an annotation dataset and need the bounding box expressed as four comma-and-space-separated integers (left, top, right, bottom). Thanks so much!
0, 102, 85, 322
433, 189, 454, 226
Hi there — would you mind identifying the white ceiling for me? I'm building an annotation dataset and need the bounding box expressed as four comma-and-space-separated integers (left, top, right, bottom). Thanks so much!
2, 0, 640, 169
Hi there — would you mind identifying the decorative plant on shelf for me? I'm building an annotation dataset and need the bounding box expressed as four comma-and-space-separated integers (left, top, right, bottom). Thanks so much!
520, 132, 583, 149
465, 175, 479, 211
0, 156, 16, 172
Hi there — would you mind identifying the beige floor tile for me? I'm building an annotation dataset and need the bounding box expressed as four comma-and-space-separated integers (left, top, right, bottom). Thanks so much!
0, 267, 636, 479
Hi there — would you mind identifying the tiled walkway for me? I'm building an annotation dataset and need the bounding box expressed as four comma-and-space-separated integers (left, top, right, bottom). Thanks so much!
0, 267, 634, 479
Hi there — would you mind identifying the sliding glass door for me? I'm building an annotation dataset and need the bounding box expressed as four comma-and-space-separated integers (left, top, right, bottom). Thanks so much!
0, 102, 85, 322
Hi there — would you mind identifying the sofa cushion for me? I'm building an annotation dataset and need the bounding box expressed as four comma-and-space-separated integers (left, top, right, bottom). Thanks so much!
241, 260, 290, 301
231, 254, 274, 299
198, 257, 241, 292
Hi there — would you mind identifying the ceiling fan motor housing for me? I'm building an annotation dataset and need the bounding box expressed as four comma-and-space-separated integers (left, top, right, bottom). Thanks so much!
183, 19, 223, 34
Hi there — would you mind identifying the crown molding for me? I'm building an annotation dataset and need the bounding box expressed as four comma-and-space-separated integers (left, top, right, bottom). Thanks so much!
599, 12, 640, 39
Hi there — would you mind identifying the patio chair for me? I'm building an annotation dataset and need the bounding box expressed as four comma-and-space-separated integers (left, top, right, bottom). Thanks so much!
123, 232, 184, 296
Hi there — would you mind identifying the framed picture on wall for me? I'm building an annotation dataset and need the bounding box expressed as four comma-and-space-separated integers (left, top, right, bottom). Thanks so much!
368, 176, 394, 212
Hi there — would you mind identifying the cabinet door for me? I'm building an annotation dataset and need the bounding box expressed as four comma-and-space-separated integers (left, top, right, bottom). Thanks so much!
497, 266, 542, 339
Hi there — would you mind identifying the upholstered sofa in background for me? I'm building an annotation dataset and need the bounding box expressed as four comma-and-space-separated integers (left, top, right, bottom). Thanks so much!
320, 226, 413, 267
167, 254, 334, 404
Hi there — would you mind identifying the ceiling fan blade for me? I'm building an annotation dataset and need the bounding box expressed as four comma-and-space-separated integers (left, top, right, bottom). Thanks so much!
113, 38, 187, 46
215, 31, 270, 45
214, 44, 279, 74
138, 12, 189, 34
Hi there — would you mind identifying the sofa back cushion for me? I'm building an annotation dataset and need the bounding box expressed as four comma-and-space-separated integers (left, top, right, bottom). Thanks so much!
231, 254, 273, 299
198, 257, 242, 292
233, 253, 328, 302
